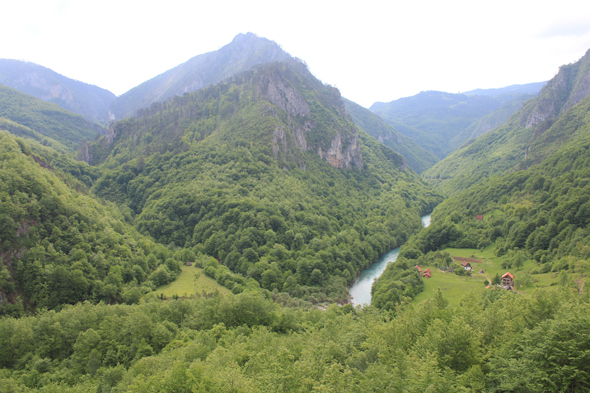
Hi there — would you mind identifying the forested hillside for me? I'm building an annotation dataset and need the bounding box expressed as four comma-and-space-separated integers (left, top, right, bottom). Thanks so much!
0, 59, 116, 124
109, 33, 291, 120
78, 60, 442, 302
343, 98, 438, 173
0, 85, 102, 151
0, 132, 185, 315
373, 97, 590, 311
424, 49, 590, 196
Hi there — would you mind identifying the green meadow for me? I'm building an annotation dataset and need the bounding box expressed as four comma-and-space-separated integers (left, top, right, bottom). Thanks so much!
152, 264, 231, 299
412, 245, 566, 307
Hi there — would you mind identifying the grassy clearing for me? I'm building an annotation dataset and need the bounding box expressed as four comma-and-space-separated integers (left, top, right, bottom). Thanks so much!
152, 265, 231, 299
411, 244, 566, 308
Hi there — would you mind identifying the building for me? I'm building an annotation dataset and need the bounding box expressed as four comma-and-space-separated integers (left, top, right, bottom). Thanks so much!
502, 272, 514, 288
423, 269, 431, 278
461, 261, 472, 271
476, 215, 484, 221
415, 265, 422, 273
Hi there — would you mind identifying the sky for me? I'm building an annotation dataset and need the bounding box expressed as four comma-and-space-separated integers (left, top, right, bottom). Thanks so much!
1, 0, 590, 108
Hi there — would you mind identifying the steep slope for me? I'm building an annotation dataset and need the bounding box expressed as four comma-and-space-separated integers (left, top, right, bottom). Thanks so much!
0, 85, 103, 151
0, 59, 115, 124
343, 98, 438, 173
452, 93, 538, 145
370, 82, 545, 159
370, 91, 506, 158
0, 132, 175, 314
424, 49, 590, 195
109, 32, 291, 120
85, 60, 442, 300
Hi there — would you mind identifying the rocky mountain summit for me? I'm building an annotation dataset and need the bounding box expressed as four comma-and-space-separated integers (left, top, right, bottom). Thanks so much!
522, 49, 590, 128
108, 33, 291, 120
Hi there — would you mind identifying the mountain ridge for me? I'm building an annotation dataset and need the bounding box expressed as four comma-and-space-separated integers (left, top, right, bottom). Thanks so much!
108, 33, 292, 120
0, 59, 115, 124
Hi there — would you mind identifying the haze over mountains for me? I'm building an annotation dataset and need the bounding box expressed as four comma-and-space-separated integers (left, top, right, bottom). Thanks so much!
2, 31, 590, 392
108, 33, 292, 120
425, 48, 590, 195
0, 59, 116, 124
370, 82, 546, 159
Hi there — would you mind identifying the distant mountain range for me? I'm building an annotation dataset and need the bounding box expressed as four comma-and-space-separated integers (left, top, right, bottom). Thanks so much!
370, 82, 546, 159
343, 98, 437, 174
0, 59, 115, 124
423, 48, 590, 195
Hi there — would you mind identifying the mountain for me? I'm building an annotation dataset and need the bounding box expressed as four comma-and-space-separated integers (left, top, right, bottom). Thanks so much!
370, 82, 545, 159
0, 59, 115, 124
462, 81, 546, 97
108, 32, 291, 120
343, 98, 438, 173
83, 59, 442, 301
0, 132, 178, 314
424, 48, 590, 195
0, 85, 103, 150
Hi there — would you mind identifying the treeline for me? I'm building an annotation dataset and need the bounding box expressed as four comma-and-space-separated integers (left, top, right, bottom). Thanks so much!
0, 285, 588, 391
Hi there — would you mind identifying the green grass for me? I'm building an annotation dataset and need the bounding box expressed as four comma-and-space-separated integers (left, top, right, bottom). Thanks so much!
411, 245, 566, 308
152, 265, 231, 299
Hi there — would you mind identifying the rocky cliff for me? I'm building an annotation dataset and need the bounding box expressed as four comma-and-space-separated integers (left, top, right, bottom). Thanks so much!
523, 48, 590, 128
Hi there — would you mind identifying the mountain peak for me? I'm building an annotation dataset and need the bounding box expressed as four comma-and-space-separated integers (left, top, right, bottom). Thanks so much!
108, 34, 291, 120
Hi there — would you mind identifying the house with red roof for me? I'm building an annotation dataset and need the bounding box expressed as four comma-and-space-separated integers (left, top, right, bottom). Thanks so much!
422, 269, 431, 278
415, 265, 422, 273
502, 272, 514, 288
461, 261, 472, 271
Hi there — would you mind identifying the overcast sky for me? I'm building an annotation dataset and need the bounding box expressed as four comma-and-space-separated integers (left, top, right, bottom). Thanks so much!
2, 0, 590, 107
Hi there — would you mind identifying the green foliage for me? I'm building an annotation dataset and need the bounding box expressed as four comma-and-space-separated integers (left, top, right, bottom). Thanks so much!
0, 133, 165, 314
0, 85, 102, 150
86, 61, 442, 302
0, 282, 587, 391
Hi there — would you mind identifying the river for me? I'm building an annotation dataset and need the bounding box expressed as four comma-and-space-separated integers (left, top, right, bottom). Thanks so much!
349, 213, 431, 306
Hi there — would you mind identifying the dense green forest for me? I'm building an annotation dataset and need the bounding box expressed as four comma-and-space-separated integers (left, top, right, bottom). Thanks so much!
3, 33, 590, 392
0, 85, 102, 151
0, 283, 587, 391
0, 132, 186, 315
83, 60, 442, 302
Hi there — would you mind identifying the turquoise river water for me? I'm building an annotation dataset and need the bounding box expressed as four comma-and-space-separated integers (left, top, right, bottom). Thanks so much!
349, 214, 431, 306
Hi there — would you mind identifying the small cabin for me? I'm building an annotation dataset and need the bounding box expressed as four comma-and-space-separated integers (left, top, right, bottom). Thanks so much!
415, 265, 422, 273
475, 215, 484, 221
479, 269, 484, 274
185, 262, 193, 266
422, 269, 431, 278
461, 261, 472, 271
502, 272, 514, 288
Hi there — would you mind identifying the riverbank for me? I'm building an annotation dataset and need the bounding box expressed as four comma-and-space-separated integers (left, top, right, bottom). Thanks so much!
349, 214, 431, 306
